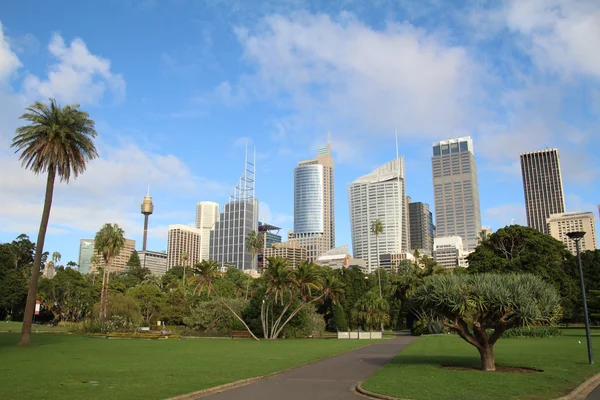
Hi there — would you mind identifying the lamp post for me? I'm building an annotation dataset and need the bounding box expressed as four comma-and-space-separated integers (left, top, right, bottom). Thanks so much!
567, 231, 594, 365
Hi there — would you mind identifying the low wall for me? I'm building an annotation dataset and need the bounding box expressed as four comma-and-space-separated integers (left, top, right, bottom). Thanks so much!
337, 331, 383, 339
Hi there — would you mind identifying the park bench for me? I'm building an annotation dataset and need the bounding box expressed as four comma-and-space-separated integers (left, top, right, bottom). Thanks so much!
231, 330, 252, 339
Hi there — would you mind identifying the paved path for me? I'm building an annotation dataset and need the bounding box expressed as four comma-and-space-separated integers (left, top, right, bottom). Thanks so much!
587, 384, 600, 400
197, 335, 416, 400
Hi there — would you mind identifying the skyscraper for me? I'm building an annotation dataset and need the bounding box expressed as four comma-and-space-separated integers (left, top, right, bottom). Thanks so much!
167, 225, 202, 270
432, 137, 482, 252
210, 149, 259, 270
78, 239, 95, 274
547, 211, 597, 254
195, 201, 219, 261
291, 139, 335, 262
349, 158, 408, 272
520, 148, 566, 234
91, 238, 136, 274
409, 201, 434, 256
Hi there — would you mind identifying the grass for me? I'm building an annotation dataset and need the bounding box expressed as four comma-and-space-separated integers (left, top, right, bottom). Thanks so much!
0, 333, 375, 400
363, 329, 600, 400
0, 321, 66, 332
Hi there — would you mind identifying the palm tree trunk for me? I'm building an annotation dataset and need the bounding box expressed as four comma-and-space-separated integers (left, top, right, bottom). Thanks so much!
101, 262, 111, 319
376, 234, 383, 333
19, 167, 56, 346
100, 265, 107, 319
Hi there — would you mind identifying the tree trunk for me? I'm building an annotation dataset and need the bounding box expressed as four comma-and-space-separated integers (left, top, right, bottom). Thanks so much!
479, 345, 496, 372
19, 168, 56, 346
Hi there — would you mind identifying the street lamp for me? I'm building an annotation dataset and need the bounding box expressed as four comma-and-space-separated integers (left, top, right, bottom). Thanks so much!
567, 231, 594, 365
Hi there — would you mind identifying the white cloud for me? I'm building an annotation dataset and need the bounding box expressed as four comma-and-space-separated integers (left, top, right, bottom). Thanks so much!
505, 0, 600, 79
235, 13, 474, 137
23, 33, 126, 104
0, 22, 22, 83
259, 202, 293, 233
214, 81, 247, 106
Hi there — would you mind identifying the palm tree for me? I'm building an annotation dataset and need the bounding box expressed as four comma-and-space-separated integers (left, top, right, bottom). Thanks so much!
12, 98, 98, 346
94, 223, 125, 319
352, 291, 390, 331
181, 251, 189, 300
191, 259, 259, 340
245, 230, 263, 270
370, 219, 384, 298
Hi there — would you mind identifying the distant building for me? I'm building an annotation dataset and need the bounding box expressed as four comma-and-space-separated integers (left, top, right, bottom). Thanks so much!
408, 201, 434, 255
547, 211, 598, 254
379, 252, 416, 272
315, 245, 353, 270
433, 236, 467, 269
91, 238, 136, 274
432, 137, 482, 251
349, 158, 408, 273
520, 148, 566, 234
167, 225, 202, 270
139, 250, 168, 276
263, 242, 307, 269
210, 151, 259, 270
43, 262, 55, 279
290, 139, 335, 262
259, 222, 282, 248
195, 201, 219, 261
78, 239, 95, 275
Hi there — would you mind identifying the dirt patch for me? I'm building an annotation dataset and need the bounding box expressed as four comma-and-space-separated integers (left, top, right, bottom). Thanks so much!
441, 365, 542, 373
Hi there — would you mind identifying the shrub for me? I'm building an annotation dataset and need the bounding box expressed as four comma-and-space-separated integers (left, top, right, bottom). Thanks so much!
282, 305, 326, 338
92, 293, 143, 325
184, 298, 248, 332
501, 326, 562, 339
82, 315, 139, 333
330, 304, 348, 331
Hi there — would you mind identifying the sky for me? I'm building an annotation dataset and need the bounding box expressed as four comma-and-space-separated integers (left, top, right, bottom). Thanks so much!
0, 0, 599, 265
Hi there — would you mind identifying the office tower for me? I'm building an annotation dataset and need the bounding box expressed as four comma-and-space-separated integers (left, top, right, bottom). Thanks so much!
140, 188, 154, 251
210, 150, 259, 270
78, 239, 95, 274
195, 201, 219, 261
167, 225, 202, 270
433, 236, 467, 268
349, 158, 408, 272
138, 250, 168, 276
520, 148, 566, 234
547, 211, 598, 254
432, 137, 482, 251
409, 201, 434, 256
91, 239, 136, 274
258, 222, 282, 248
263, 242, 307, 269
291, 139, 335, 261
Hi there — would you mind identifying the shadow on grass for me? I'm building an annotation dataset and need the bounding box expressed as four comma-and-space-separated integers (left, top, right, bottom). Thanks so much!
0, 332, 73, 349
385, 354, 481, 368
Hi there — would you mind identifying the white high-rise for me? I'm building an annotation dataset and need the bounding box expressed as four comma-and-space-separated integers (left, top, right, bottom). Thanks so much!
349, 158, 408, 272
196, 201, 219, 261
167, 225, 202, 270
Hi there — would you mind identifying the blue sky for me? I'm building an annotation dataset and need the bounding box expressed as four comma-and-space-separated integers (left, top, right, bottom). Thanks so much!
0, 0, 598, 265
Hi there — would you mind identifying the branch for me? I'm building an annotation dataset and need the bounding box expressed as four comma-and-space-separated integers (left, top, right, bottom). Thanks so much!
444, 318, 483, 350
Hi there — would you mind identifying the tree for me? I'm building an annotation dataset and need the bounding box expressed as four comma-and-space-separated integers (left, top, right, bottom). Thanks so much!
94, 223, 126, 319
330, 304, 348, 331
126, 251, 150, 282
128, 284, 167, 323
245, 230, 262, 270
352, 290, 390, 331
12, 99, 98, 346
412, 273, 561, 371
37, 268, 94, 322
191, 259, 260, 340
370, 219, 384, 298
52, 252, 61, 265
181, 251, 189, 299
11, 234, 35, 270
66, 261, 77, 270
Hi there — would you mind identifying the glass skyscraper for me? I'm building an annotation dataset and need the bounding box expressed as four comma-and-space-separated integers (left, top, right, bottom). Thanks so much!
78, 239, 95, 274
291, 141, 335, 262
432, 137, 481, 252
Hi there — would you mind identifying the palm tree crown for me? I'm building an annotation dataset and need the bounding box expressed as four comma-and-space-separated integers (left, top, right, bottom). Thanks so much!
94, 224, 126, 264
370, 219, 384, 236
12, 98, 98, 182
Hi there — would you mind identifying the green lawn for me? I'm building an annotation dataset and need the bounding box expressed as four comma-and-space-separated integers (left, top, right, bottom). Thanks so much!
363, 329, 600, 400
0, 333, 373, 400
0, 321, 66, 332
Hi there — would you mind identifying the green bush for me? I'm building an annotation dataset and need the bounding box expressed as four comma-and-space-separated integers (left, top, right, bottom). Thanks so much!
82, 315, 139, 333
282, 306, 326, 338
184, 298, 248, 332
501, 326, 562, 339
92, 293, 143, 325
330, 304, 348, 331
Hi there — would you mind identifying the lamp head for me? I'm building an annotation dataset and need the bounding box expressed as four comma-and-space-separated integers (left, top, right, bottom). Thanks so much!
566, 231, 585, 240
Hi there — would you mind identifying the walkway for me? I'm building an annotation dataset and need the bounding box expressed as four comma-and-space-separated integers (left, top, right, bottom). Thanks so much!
197, 335, 416, 400
588, 384, 600, 400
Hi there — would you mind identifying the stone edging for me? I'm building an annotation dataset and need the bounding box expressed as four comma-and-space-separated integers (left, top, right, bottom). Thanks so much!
166, 340, 386, 400
354, 372, 600, 400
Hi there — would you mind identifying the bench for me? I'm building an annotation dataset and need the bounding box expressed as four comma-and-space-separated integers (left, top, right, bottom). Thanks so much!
231, 330, 252, 339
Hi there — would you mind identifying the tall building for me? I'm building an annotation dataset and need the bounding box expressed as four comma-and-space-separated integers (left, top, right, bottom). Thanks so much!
140, 188, 154, 251
210, 150, 259, 271
139, 250, 168, 276
195, 201, 219, 261
433, 236, 467, 269
78, 239, 95, 274
167, 225, 202, 270
520, 148, 566, 234
263, 241, 307, 270
291, 139, 335, 261
409, 201, 434, 255
349, 158, 408, 272
547, 211, 597, 254
432, 137, 482, 251
258, 222, 282, 248
91, 238, 136, 274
